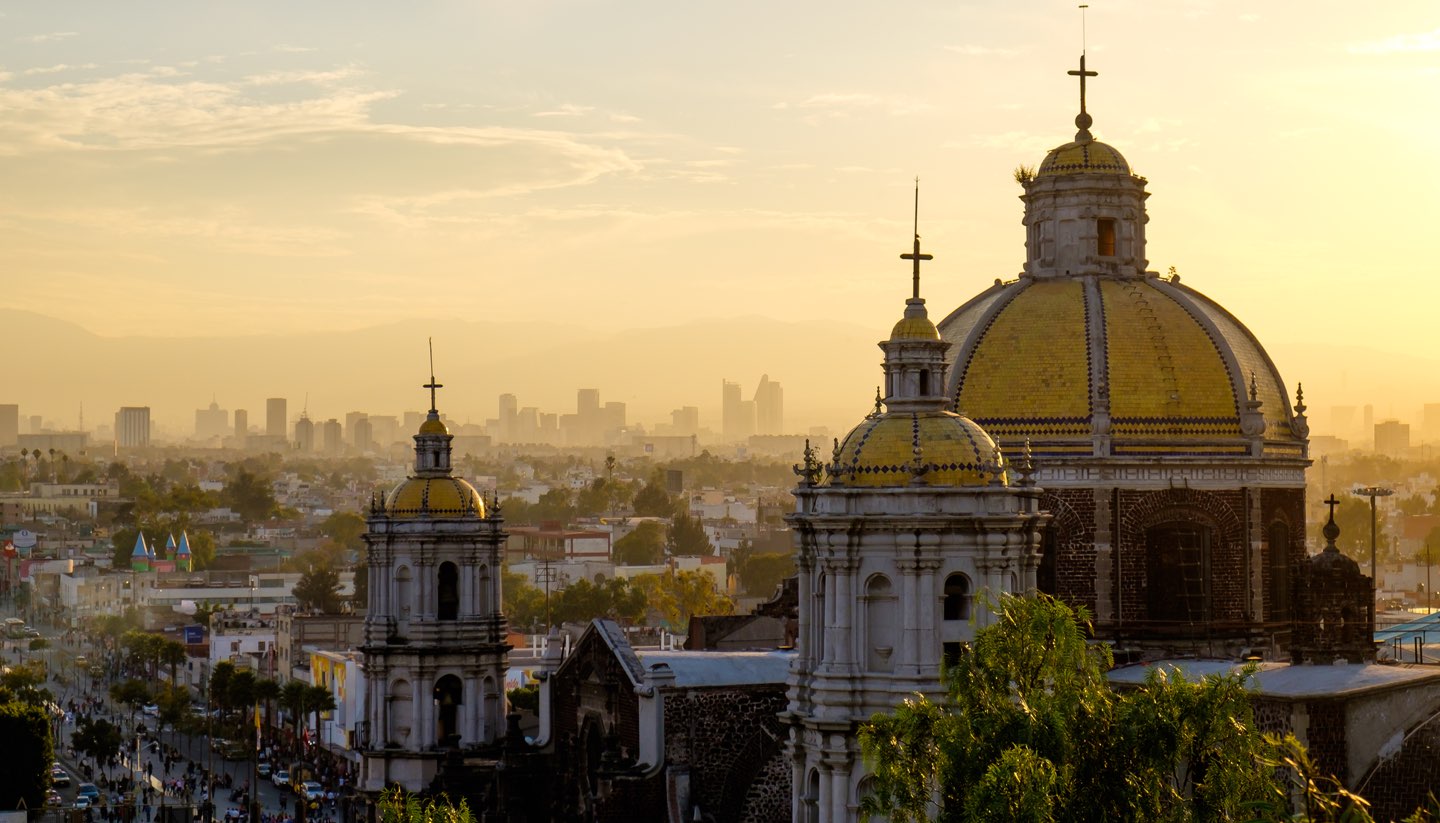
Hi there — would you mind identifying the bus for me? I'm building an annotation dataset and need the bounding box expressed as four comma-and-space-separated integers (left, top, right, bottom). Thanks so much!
3, 618, 24, 639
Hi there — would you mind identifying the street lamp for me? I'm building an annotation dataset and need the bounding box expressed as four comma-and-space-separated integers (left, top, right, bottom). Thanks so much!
1352, 486, 1394, 591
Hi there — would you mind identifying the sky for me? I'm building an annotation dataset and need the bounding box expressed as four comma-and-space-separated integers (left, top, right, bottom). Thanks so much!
3, 2, 1439, 436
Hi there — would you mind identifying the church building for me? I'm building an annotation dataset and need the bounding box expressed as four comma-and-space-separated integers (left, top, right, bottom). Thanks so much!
937, 55, 1310, 658
357, 374, 510, 796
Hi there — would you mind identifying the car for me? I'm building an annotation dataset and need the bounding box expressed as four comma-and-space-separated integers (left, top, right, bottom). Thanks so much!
270, 770, 290, 789
76, 783, 100, 802
257, 763, 272, 779
23, 628, 40, 638
50, 766, 70, 787
210, 738, 230, 753
72, 798, 91, 811
142, 704, 160, 717
46, 791, 63, 807
299, 782, 323, 803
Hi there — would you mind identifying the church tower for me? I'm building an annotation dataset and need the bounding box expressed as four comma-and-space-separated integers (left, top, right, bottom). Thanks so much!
783, 210, 1049, 823
357, 365, 510, 795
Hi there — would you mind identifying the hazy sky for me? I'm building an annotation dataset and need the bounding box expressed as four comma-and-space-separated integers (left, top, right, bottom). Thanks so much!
4, 2, 1439, 433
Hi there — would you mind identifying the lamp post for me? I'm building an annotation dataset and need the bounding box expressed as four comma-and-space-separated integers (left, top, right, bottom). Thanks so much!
1352, 486, 1394, 592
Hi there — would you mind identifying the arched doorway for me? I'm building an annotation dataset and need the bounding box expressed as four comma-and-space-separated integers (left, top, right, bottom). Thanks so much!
433, 674, 463, 747
1145, 523, 1213, 627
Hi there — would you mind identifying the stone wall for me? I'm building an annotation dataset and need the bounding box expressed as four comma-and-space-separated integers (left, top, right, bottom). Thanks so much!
1363, 712, 1440, 822
663, 684, 790, 823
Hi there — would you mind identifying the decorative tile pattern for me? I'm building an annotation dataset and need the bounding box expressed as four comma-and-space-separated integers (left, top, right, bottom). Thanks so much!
385, 477, 486, 519
959, 279, 1091, 423
1037, 139, 1131, 177
827, 411, 998, 488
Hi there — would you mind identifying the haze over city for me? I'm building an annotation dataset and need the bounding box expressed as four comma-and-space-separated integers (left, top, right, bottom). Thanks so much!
4, 2, 1439, 435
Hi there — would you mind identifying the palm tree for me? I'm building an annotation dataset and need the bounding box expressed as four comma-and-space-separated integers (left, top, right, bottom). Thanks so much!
279, 680, 309, 743
254, 678, 281, 734
160, 639, 187, 685
305, 684, 337, 750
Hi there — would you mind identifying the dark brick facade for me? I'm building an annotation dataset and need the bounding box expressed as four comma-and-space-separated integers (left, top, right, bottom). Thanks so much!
1364, 712, 1440, 823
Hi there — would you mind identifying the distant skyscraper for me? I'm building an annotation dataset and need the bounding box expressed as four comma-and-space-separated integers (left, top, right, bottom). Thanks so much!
404, 411, 425, 434
1375, 420, 1410, 456
671, 406, 699, 437
234, 409, 248, 442
498, 394, 518, 441
722, 380, 743, 442
266, 398, 287, 439
346, 412, 369, 447
353, 417, 374, 452
322, 419, 343, 455
195, 400, 229, 440
754, 374, 783, 436
1423, 404, 1440, 444
114, 407, 151, 449
27, 415, 41, 434
0, 404, 17, 447
603, 401, 626, 435
295, 413, 315, 452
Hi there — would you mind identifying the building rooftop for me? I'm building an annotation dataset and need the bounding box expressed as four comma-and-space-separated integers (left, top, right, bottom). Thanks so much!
1108, 659, 1440, 699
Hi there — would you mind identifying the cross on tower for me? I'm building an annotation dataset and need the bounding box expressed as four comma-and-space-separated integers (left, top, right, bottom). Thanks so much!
1068, 53, 1098, 116
1324, 494, 1341, 520
424, 337, 443, 413
899, 179, 932, 299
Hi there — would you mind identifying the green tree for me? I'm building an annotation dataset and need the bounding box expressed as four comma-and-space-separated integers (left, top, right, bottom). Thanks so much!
858, 593, 1283, 823
293, 561, 344, 613
305, 684, 337, 747
71, 717, 122, 772
0, 663, 53, 707
632, 477, 674, 517
321, 511, 367, 553
280, 680, 310, 740
666, 511, 712, 556
503, 567, 545, 631
377, 787, 473, 823
613, 521, 666, 566
254, 678, 281, 731
222, 469, 279, 522
0, 700, 50, 811
351, 561, 369, 610
109, 678, 151, 728
733, 550, 796, 597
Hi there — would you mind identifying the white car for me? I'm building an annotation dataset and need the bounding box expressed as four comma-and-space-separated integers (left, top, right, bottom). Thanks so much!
271, 770, 290, 789
141, 704, 160, 717
300, 782, 323, 803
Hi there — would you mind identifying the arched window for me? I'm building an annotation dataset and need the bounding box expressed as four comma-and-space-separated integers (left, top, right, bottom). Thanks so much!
865, 575, 896, 672
804, 769, 821, 823
943, 573, 971, 621
1097, 218, 1117, 256
1269, 522, 1291, 622
437, 562, 459, 621
1146, 523, 1212, 627
433, 674, 463, 747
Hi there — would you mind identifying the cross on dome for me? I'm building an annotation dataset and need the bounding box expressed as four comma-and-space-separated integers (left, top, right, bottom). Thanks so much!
424, 337, 444, 413
1067, 53, 1098, 140
899, 178, 933, 300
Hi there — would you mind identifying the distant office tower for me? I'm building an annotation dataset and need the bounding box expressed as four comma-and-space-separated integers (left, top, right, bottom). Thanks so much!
194, 400, 229, 440
498, 394, 519, 441
603, 401, 626, 434
266, 398, 287, 439
0, 404, 17, 447
755, 374, 783, 436
345, 412, 368, 446
295, 414, 315, 452
234, 409, 249, 440
722, 380, 743, 442
369, 415, 399, 448
1375, 420, 1410, 456
27, 415, 41, 434
1424, 404, 1440, 444
1363, 404, 1374, 434
671, 406, 700, 437
114, 407, 151, 448
577, 389, 600, 417
322, 419, 343, 455
353, 417, 374, 452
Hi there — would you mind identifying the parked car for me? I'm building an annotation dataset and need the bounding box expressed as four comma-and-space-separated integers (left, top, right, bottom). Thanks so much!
270, 770, 290, 789
142, 704, 160, 717
210, 738, 230, 753
50, 766, 70, 787
299, 782, 323, 803
46, 791, 63, 807
72, 798, 91, 811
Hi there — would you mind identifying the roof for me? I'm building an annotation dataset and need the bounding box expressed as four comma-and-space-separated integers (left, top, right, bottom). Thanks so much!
383, 476, 485, 519
828, 410, 1002, 488
634, 649, 794, 688
1037, 138, 1131, 177
1108, 659, 1440, 699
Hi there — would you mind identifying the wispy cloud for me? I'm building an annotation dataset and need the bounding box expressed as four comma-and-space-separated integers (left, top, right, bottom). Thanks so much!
1348, 27, 1440, 55
533, 103, 594, 118
945, 44, 1019, 57
776, 92, 934, 119
21, 31, 78, 44
22, 63, 97, 75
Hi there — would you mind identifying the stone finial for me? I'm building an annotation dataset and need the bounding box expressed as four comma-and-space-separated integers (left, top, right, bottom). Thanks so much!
1322, 493, 1341, 551
1249, 371, 1259, 403
793, 439, 822, 487
871, 387, 885, 417
1291, 382, 1310, 439
1240, 371, 1266, 438
828, 437, 846, 487
1017, 438, 1037, 487
986, 445, 1006, 486
909, 442, 930, 485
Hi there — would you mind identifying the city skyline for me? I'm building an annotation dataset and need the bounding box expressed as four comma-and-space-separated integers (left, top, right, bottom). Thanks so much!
3, 4, 1439, 429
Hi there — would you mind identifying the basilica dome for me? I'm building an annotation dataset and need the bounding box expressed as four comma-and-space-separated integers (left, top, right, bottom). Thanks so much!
1037, 138, 1130, 177
937, 274, 1302, 456
829, 409, 1002, 488
384, 475, 486, 519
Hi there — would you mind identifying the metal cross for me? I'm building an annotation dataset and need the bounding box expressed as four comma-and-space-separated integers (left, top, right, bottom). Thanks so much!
899, 179, 932, 299
1324, 494, 1341, 520
1068, 53, 1098, 116
424, 337, 443, 412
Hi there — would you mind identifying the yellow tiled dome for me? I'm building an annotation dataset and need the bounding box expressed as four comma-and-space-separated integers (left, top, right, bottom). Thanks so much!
938, 274, 1299, 453
828, 410, 1002, 488
384, 476, 485, 519
1037, 139, 1130, 177
890, 315, 941, 341
418, 416, 449, 435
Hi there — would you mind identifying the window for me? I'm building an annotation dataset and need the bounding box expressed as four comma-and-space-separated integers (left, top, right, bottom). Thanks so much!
1097, 218, 1117, 256
919, 369, 930, 395
865, 575, 896, 673
438, 562, 459, 621
943, 573, 971, 621
1146, 524, 1212, 626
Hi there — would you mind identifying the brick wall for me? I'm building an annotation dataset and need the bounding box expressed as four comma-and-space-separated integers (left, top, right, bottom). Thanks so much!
1363, 713, 1440, 822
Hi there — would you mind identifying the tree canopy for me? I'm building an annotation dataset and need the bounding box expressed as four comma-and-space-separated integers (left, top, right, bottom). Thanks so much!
293, 560, 345, 614
612, 521, 666, 566
666, 511, 713, 556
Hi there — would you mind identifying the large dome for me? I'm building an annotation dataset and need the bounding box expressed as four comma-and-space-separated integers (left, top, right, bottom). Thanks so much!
828, 410, 1003, 488
937, 274, 1303, 458
384, 476, 485, 519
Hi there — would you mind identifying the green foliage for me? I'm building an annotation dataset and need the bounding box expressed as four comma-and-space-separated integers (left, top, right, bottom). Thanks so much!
731, 546, 795, 596
221, 469, 280, 522
631, 477, 675, 518
858, 594, 1285, 823
552, 577, 648, 626
0, 700, 50, 811
377, 787, 474, 823
110, 678, 151, 715
352, 561, 369, 609
613, 521, 666, 566
666, 511, 712, 556
320, 511, 367, 552
71, 717, 122, 767
1322, 496, 1389, 564
629, 569, 733, 629
0, 663, 53, 707
507, 684, 539, 714
503, 567, 546, 631
110, 521, 217, 570
293, 560, 345, 613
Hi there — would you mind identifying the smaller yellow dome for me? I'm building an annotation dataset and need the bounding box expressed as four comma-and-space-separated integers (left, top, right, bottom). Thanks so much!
829, 410, 1003, 488
384, 476, 485, 519
891, 315, 940, 341
418, 416, 449, 435
1037, 139, 1130, 177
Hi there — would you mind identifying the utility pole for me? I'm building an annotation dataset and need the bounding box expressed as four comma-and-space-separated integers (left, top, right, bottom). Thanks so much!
1353, 486, 1394, 593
